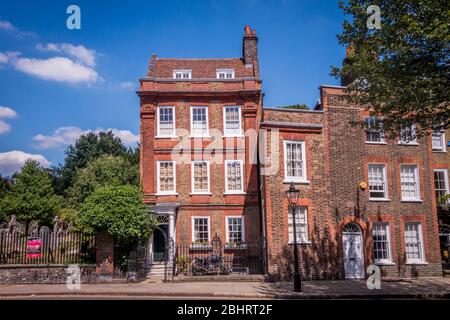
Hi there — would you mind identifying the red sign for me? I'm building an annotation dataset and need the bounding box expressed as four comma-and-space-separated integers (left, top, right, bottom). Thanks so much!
26, 238, 42, 259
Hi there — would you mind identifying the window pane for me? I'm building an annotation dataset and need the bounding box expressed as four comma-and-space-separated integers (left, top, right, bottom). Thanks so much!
399, 124, 417, 143
227, 217, 243, 243
405, 223, 423, 262
226, 161, 242, 191
158, 107, 174, 135
288, 207, 308, 243
159, 162, 174, 192
373, 223, 391, 262
224, 107, 241, 135
193, 162, 208, 192
434, 170, 448, 200
401, 165, 418, 199
365, 117, 384, 142
194, 218, 209, 243
192, 107, 208, 135
369, 164, 386, 198
286, 142, 304, 179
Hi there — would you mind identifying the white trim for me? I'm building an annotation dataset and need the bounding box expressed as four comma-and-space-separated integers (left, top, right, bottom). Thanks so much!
191, 216, 211, 243
156, 161, 177, 195
432, 130, 447, 152
156, 106, 176, 138
223, 106, 243, 137
400, 164, 421, 201
173, 69, 192, 79
404, 222, 426, 264
372, 222, 393, 264
287, 206, 309, 244
368, 163, 389, 200
216, 69, 235, 79
224, 159, 244, 193
190, 106, 210, 137
191, 160, 211, 194
225, 216, 245, 243
283, 140, 308, 183
364, 116, 385, 143
434, 169, 449, 203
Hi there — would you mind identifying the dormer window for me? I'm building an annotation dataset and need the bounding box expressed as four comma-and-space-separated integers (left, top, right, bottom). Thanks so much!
173, 70, 192, 79
216, 69, 235, 79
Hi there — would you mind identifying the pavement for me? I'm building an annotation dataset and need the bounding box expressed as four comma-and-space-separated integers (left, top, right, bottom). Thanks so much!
0, 277, 449, 299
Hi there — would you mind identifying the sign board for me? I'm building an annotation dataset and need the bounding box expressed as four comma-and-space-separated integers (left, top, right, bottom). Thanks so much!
26, 237, 42, 259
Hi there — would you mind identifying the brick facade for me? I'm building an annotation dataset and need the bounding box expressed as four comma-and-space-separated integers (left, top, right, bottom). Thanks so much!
138, 26, 445, 279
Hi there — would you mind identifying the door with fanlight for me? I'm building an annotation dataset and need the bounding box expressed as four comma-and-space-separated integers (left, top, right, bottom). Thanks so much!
342, 223, 365, 279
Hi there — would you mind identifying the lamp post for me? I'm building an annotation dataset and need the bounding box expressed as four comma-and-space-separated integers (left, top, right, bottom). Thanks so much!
285, 181, 301, 292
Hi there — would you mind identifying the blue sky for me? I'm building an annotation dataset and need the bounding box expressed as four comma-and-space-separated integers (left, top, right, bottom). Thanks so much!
0, 0, 344, 175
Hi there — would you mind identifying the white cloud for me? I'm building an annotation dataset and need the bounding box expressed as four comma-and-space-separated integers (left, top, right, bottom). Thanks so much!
33, 126, 139, 149
118, 81, 135, 90
37, 43, 96, 67
0, 20, 35, 38
0, 106, 18, 119
0, 120, 11, 134
0, 51, 20, 64
0, 151, 51, 176
13, 56, 100, 83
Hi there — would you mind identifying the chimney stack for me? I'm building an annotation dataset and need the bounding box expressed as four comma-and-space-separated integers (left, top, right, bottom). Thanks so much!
242, 25, 259, 75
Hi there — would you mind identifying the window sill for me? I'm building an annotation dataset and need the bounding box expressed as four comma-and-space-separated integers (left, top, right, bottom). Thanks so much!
155, 192, 178, 196
401, 199, 423, 203
189, 244, 212, 251
155, 135, 178, 139
398, 143, 419, 146
189, 135, 212, 139
224, 244, 247, 250
223, 191, 246, 195
369, 198, 391, 202
365, 141, 387, 145
288, 241, 311, 245
189, 192, 212, 196
283, 180, 310, 185
432, 150, 447, 153
374, 262, 395, 266
406, 262, 428, 266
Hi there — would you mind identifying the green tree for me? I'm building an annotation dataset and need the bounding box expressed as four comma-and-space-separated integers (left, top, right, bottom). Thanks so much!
0, 174, 10, 197
67, 155, 139, 207
78, 185, 154, 244
278, 104, 310, 110
54, 131, 128, 193
332, 0, 449, 137
0, 160, 61, 229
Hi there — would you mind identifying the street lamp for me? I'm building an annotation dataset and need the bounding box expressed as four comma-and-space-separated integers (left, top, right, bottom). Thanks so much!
285, 181, 302, 292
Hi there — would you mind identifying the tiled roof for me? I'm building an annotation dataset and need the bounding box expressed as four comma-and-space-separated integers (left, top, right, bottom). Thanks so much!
147, 56, 256, 79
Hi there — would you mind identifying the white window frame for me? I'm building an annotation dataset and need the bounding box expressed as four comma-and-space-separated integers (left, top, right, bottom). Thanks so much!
225, 216, 245, 243
434, 169, 449, 203
156, 106, 176, 138
398, 124, 418, 145
372, 222, 392, 264
223, 106, 243, 137
432, 128, 446, 152
400, 164, 421, 202
283, 140, 308, 183
404, 222, 426, 264
368, 164, 389, 201
173, 69, 192, 79
190, 106, 210, 137
190, 160, 211, 194
191, 216, 210, 243
364, 116, 385, 144
224, 160, 244, 194
216, 69, 235, 79
288, 206, 310, 244
156, 161, 177, 195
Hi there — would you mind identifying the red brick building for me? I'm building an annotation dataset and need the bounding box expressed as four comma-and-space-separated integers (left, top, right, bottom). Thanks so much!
138, 26, 445, 279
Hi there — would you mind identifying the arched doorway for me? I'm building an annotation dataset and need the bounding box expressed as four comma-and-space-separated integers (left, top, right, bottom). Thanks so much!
153, 225, 168, 262
342, 223, 365, 279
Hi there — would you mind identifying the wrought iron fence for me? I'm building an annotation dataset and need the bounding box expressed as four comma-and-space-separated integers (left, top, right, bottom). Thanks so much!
173, 235, 266, 277
0, 229, 96, 265
113, 243, 150, 282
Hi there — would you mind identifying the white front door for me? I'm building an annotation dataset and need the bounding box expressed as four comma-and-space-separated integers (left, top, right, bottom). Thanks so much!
343, 230, 365, 279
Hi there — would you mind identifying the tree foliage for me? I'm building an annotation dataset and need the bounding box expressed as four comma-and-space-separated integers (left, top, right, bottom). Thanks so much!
332, 0, 449, 137
278, 104, 310, 110
54, 131, 128, 193
67, 155, 139, 207
78, 185, 154, 244
0, 160, 61, 225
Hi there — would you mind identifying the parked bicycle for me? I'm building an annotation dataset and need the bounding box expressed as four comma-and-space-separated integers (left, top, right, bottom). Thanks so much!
191, 254, 231, 276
